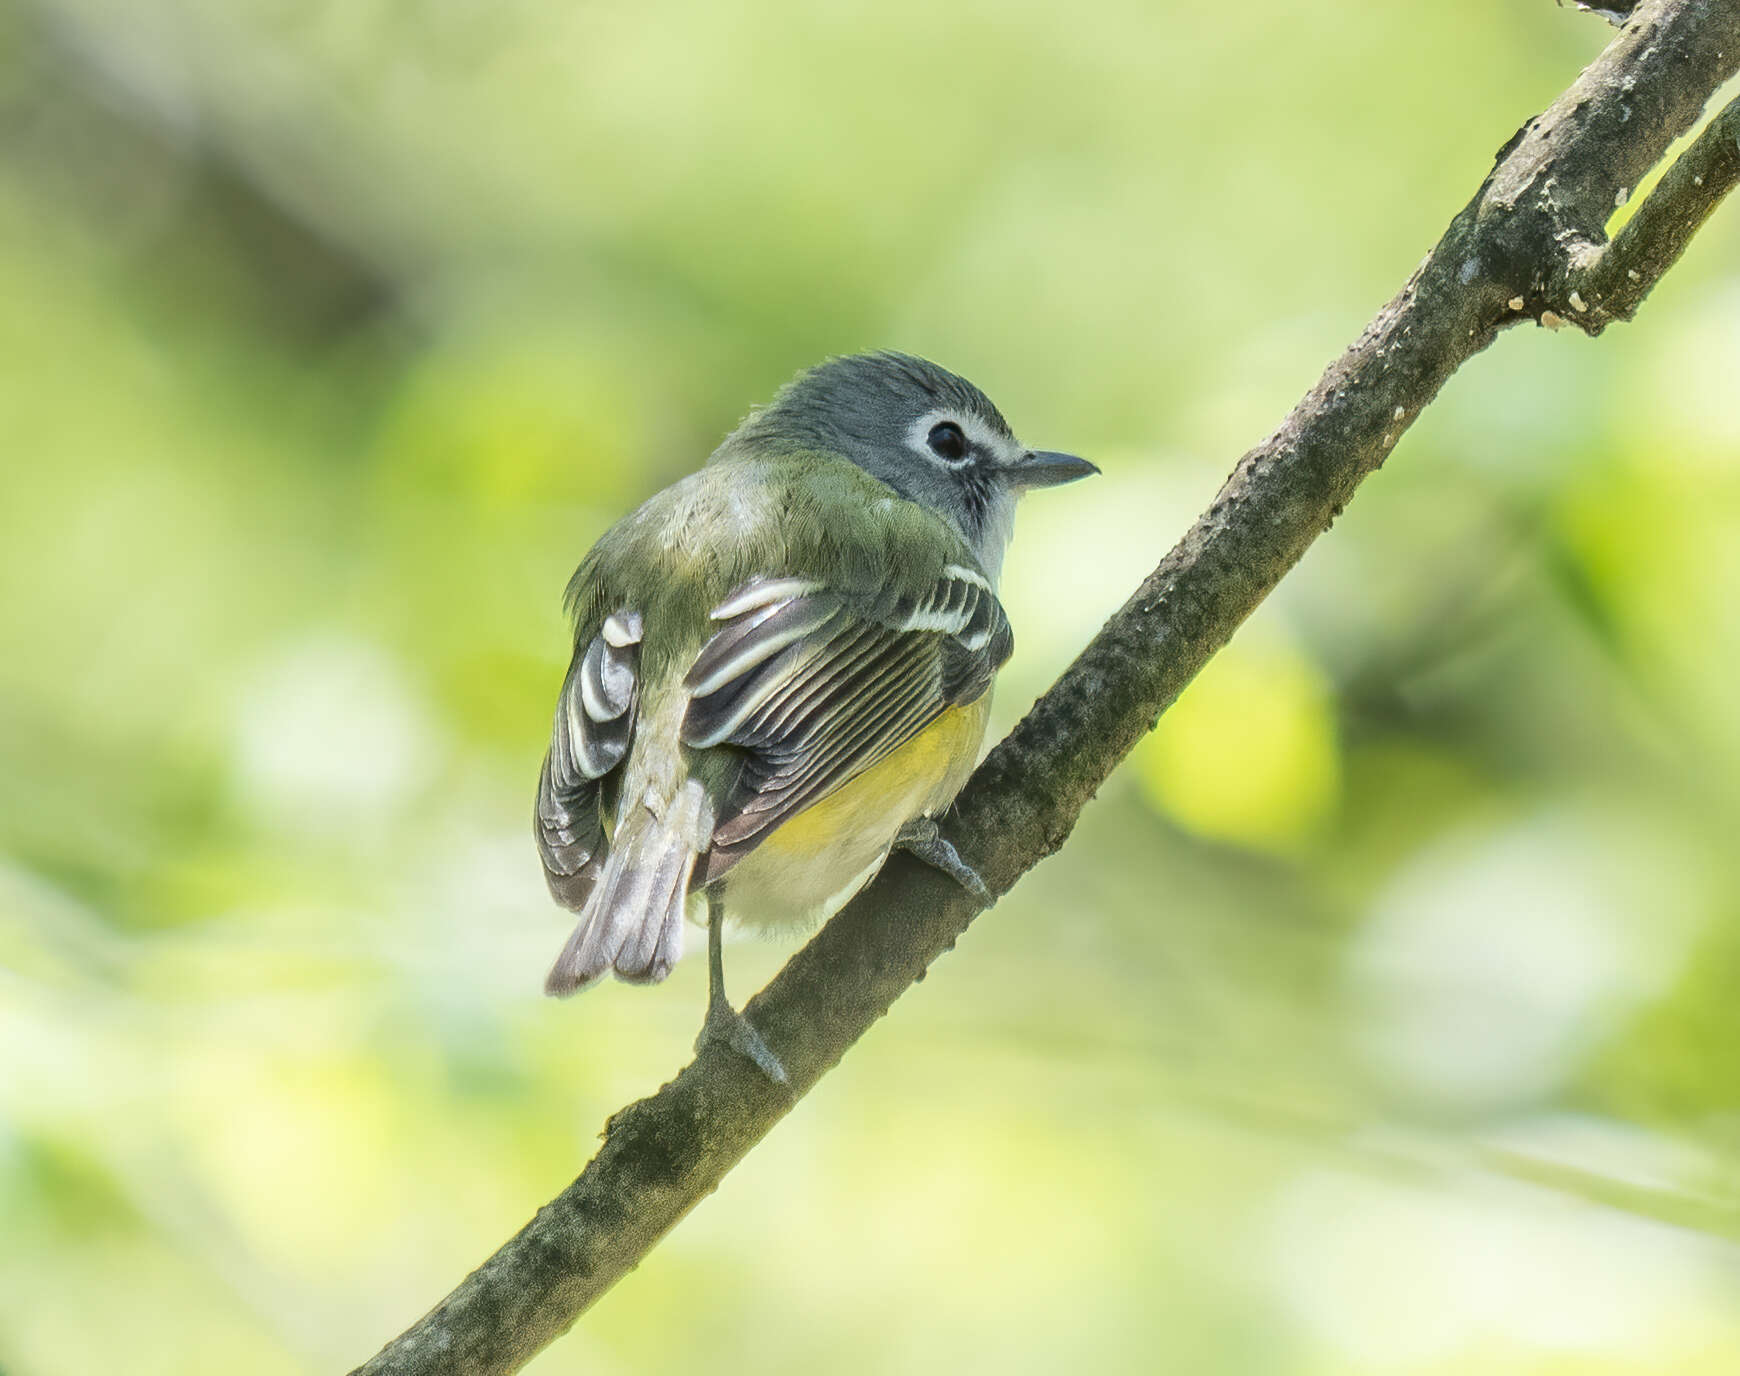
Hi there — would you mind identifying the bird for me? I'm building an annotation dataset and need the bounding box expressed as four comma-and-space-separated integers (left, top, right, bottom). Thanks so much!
533, 351, 1095, 1081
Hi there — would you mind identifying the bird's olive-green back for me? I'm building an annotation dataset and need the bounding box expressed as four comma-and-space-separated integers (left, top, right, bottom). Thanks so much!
564, 450, 981, 683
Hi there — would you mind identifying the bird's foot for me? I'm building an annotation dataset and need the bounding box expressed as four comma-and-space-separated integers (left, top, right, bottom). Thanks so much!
696, 1000, 789, 1086
894, 816, 991, 903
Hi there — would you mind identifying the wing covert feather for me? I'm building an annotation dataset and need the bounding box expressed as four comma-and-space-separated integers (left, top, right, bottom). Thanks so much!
686, 566, 1010, 880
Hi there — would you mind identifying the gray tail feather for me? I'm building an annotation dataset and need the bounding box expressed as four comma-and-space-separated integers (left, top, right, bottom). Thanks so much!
544, 786, 705, 997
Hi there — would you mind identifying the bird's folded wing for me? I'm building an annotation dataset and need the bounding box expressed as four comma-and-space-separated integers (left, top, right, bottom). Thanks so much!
683, 566, 1012, 881
535, 610, 642, 909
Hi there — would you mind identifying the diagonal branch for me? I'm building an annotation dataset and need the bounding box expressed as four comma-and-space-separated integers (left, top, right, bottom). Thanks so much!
1571, 91, 1740, 327
353, 3, 1740, 1372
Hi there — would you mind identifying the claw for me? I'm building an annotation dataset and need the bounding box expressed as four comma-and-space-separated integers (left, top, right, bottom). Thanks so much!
699, 885, 789, 1085
894, 817, 991, 903
696, 1002, 788, 1085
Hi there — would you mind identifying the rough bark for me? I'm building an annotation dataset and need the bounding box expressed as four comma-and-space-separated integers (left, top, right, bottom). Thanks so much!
354, 4, 1740, 1372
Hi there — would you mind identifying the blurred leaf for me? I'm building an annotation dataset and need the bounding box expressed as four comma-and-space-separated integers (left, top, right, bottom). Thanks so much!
1133, 639, 1341, 855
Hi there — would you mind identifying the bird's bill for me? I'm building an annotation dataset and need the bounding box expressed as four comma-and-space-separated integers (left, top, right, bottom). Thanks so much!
1005, 449, 1100, 489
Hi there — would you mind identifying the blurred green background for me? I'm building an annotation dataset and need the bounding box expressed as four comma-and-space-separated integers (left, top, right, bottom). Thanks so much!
5, 1, 1740, 1372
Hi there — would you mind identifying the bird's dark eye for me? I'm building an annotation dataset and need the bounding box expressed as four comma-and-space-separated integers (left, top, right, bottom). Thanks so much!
927, 421, 969, 461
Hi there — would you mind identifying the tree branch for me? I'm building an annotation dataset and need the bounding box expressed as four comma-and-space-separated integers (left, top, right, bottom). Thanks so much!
1574, 91, 1740, 327
353, 4, 1740, 1372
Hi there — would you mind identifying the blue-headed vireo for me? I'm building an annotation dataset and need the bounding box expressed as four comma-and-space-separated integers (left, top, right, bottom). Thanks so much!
535, 352, 1094, 1079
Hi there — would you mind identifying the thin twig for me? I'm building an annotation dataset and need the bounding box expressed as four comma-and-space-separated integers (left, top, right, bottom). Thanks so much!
1576, 93, 1740, 327
353, 4, 1740, 1372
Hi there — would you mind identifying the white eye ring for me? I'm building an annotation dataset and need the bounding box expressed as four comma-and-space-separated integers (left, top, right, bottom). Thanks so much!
907, 409, 1011, 470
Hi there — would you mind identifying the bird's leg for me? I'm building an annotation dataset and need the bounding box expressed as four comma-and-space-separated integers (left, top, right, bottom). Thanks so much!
695, 886, 788, 1085
894, 815, 991, 903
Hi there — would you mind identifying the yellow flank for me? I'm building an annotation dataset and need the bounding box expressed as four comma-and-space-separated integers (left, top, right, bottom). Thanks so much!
722, 699, 992, 929
765, 705, 981, 857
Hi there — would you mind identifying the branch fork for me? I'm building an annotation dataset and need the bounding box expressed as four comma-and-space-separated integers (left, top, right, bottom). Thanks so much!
1468, 9, 1740, 333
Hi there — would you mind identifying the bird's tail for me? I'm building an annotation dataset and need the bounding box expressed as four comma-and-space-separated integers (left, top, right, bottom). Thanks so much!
544, 780, 711, 996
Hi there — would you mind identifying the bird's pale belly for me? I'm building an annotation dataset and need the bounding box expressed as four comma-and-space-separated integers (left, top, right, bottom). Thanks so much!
716, 698, 991, 931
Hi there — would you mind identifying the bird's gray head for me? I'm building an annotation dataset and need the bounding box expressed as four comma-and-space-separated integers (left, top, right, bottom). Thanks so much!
720, 352, 1095, 579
